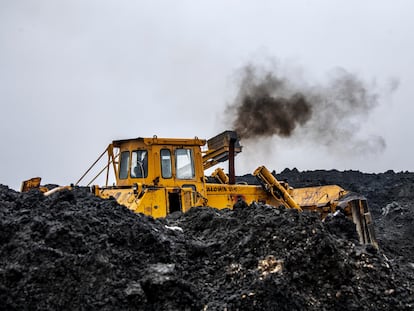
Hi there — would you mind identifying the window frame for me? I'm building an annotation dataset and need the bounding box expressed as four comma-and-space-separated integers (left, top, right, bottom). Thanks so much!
160, 148, 172, 179
119, 151, 130, 180
130, 149, 148, 178
175, 148, 195, 180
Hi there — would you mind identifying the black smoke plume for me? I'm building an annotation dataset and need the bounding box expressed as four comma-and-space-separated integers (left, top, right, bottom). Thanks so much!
227, 64, 387, 153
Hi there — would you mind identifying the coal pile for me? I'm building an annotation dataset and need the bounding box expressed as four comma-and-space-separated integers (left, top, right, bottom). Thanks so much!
1, 170, 413, 310
0, 187, 198, 310
275, 169, 414, 266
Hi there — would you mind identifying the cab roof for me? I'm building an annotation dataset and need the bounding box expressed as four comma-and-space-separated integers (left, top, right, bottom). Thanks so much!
112, 136, 206, 148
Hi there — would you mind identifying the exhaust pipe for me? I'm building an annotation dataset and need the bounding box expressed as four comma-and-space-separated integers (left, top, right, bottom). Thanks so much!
229, 136, 236, 185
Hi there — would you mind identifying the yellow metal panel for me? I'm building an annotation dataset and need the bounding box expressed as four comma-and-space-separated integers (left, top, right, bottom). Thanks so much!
290, 185, 347, 207
143, 189, 168, 218
181, 188, 194, 213
205, 184, 285, 209
143, 137, 206, 146
99, 188, 168, 218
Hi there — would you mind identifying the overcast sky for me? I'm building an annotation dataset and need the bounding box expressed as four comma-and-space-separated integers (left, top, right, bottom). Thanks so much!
1, 0, 413, 190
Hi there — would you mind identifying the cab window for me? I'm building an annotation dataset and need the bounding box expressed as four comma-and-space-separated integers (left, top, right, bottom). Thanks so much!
119, 151, 130, 179
131, 150, 148, 178
160, 149, 172, 178
175, 148, 195, 179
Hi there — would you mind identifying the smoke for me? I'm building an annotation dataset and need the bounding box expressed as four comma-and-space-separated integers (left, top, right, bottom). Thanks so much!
226, 64, 389, 154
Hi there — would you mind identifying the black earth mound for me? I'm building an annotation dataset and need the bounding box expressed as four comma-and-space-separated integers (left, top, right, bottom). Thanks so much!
274, 168, 414, 266
0, 169, 413, 310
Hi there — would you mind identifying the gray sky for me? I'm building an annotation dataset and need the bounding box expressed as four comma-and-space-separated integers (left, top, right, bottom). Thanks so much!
1, 0, 413, 190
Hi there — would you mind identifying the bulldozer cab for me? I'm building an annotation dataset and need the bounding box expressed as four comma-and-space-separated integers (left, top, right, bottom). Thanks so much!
112, 136, 205, 187
95, 136, 208, 217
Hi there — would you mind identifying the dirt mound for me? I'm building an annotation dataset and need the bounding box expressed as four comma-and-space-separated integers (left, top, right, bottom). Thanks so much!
0, 187, 198, 310
0, 172, 413, 310
275, 169, 414, 264
166, 205, 411, 310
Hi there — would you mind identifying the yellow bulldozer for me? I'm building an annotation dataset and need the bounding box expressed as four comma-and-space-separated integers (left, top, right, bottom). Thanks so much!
22, 130, 377, 247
